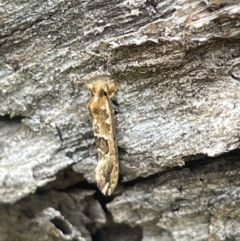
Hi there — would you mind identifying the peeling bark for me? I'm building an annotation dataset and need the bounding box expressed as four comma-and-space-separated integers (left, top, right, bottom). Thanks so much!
0, 0, 240, 240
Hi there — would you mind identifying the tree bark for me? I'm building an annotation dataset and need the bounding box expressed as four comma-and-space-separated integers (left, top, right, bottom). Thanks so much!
0, 0, 240, 240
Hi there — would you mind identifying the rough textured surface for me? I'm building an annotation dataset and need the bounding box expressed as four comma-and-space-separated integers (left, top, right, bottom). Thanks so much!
0, 0, 240, 240
0, 188, 104, 241
108, 151, 240, 241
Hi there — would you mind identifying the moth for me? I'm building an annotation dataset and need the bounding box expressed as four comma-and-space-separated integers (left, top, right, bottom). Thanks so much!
86, 79, 119, 195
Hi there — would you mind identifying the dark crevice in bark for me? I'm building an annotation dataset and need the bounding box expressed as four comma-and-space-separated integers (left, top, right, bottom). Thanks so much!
0, 114, 26, 122
35, 169, 142, 241
50, 216, 72, 235
37, 167, 87, 191
38, 148, 240, 196
91, 192, 143, 241
29, 148, 240, 241
183, 148, 240, 168
122, 148, 240, 188
92, 223, 143, 241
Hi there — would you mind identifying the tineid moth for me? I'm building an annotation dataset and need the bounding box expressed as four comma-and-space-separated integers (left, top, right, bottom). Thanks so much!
86, 80, 119, 195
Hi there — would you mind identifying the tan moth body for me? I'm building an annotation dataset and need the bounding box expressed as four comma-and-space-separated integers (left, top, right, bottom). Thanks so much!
86, 80, 119, 195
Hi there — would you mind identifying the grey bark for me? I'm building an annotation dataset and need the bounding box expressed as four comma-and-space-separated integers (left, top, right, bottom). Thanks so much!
0, 0, 240, 240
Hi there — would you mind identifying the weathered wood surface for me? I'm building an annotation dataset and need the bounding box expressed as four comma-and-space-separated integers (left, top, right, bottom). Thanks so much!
0, 0, 240, 240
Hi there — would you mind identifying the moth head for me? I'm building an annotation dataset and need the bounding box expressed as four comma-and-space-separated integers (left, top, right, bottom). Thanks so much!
86, 81, 105, 97
86, 80, 117, 98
